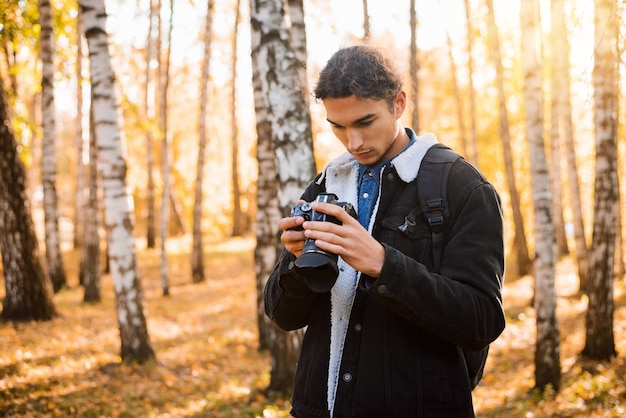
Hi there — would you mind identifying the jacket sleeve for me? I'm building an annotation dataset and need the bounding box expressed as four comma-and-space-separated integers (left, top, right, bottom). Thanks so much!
264, 248, 321, 330
359, 161, 506, 351
263, 177, 326, 331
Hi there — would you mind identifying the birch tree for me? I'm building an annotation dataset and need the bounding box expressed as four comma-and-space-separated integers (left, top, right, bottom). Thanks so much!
230, 0, 246, 237
446, 32, 468, 157
159, 0, 174, 296
192, 0, 215, 283
462, 0, 479, 167
74, 9, 86, 252
409, 0, 419, 133
486, 0, 532, 277
362, 0, 370, 40
144, 0, 157, 250
548, 0, 570, 259
521, 0, 560, 391
583, 0, 619, 360
250, 0, 316, 392
38, 0, 67, 292
83, 108, 101, 303
1, 76, 56, 321
551, 0, 589, 291
80, 0, 155, 363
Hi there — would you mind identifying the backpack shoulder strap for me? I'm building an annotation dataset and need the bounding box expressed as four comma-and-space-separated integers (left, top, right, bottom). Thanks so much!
417, 144, 462, 273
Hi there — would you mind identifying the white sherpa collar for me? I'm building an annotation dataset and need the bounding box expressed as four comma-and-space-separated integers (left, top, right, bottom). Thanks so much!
315, 131, 439, 415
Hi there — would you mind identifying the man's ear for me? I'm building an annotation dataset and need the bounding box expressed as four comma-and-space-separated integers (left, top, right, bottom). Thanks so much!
394, 91, 407, 119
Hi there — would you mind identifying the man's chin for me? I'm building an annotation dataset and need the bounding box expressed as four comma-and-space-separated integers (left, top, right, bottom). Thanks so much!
352, 152, 378, 165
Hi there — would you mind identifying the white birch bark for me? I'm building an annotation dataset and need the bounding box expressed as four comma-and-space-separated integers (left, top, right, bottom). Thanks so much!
552, 0, 589, 290
462, 0, 479, 167
39, 0, 67, 292
520, 0, 560, 391
74, 10, 86, 251
250, 0, 314, 391
80, 0, 154, 362
230, 0, 246, 237
144, 0, 157, 249
159, 0, 174, 296
583, 0, 618, 360
192, 0, 215, 283
486, 0, 532, 276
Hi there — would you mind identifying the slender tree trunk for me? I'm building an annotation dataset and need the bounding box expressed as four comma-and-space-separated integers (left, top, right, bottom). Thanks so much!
462, 0, 479, 167
445, 32, 467, 156
548, 104, 568, 258
250, 0, 315, 393
145, 0, 157, 249
39, 0, 67, 292
230, 0, 246, 237
552, 0, 588, 291
159, 0, 174, 296
0, 76, 56, 321
361, 0, 370, 40
83, 105, 101, 303
583, 0, 618, 360
80, 0, 155, 363
548, 119, 569, 258
74, 10, 86, 252
486, 0, 532, 278
550, 0, 573, 261
409, 0, 419, 133
192, 0, 215, 283
521, 0, 560, 392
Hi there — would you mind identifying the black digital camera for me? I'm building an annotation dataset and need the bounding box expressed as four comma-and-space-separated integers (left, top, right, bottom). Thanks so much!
290, 193, 357, 292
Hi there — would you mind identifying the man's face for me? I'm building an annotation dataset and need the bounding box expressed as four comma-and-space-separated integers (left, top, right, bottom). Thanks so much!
323, 92, 408, 166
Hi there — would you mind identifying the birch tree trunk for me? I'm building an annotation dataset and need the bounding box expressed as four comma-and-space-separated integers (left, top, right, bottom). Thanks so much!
80, 0, 155, 363
83, 106, 101, 303
486, 0, 532, 277
583, 0, 618, 360
446, 32, 467, 157
39, 0, 67, 293
74, 9, 86, 252
159, 0, 174, 296
521, 0, 560, 392
462, 0, 479, 167
192, 0, 215, 283
145, 0, 157, 250
1, 76, 56, 321
409, 0, 419, 133
552, 0, 589, 291
549, 0, 571, 260
250, 0, 316, 392
230, 0, 246, 237
361, 0, 370, 40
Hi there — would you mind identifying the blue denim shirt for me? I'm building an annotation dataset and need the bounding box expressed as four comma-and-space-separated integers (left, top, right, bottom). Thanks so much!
357, 135, 416, 230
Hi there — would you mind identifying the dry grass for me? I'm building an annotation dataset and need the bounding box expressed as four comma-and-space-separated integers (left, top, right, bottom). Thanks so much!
1, 237, 625, 417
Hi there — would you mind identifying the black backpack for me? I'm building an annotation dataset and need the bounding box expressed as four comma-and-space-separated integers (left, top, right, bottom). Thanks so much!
400, 143, 489, 390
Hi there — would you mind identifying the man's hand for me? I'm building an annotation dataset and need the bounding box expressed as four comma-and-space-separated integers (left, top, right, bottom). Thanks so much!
302, 201, 385, 278
279, 201, 307, 257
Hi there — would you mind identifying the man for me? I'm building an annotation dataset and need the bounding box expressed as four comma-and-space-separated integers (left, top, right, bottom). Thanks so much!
264, 44, 505, 417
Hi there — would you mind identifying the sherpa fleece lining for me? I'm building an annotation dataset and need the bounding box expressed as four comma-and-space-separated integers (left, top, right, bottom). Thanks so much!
315, 132, 439, 415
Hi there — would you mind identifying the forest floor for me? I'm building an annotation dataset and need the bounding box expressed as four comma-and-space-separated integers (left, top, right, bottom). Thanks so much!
1, 235, 625, 417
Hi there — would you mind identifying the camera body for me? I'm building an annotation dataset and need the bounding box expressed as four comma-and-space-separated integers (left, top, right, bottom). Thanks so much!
291, 193, 357, 292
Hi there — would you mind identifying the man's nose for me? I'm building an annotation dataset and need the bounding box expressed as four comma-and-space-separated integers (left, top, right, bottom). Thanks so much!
347, 129, 363, 151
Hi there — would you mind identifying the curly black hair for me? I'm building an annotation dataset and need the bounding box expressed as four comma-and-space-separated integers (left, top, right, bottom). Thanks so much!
313, 45, 403, 109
